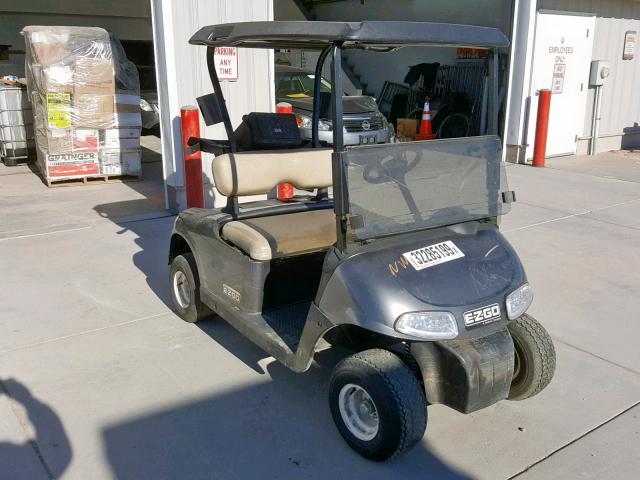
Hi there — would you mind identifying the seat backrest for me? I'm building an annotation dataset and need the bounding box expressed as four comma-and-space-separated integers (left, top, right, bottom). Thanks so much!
212, 148, 332, 197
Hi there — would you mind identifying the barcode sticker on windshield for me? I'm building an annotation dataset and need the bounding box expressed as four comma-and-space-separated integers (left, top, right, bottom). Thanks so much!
402, 241, 464, 271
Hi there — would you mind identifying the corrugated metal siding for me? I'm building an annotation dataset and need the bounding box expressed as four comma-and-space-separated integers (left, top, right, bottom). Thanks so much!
154, 0, 274, 209
167, 0, 273, 138
539, 0, 640, 136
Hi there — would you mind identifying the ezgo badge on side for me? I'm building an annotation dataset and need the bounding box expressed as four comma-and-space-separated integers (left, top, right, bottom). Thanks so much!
402, 240, 464, 271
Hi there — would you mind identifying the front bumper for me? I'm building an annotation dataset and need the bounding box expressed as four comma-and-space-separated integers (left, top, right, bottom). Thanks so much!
411, 327, 515, 413
299, 127, 390, 146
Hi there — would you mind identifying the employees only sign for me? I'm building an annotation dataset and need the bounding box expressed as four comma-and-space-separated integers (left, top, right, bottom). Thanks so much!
214, 47, 239, 81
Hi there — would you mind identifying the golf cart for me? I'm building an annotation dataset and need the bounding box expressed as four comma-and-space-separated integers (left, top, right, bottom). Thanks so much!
169, 21, 556, 461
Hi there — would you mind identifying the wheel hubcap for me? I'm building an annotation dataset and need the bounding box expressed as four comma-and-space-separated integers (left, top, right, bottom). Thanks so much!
173, 270, 191, 309
338, 383, 379, 441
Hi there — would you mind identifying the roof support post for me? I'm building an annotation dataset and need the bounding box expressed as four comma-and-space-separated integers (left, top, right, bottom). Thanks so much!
331, 44, 344, 150
206, 46, 239, 217
330, 43, 348, 252
206, 46, 237, 153
312, 45, 332, 148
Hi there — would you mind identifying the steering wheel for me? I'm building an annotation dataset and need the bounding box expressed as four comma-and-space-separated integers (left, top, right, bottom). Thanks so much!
363, 149, 421, 184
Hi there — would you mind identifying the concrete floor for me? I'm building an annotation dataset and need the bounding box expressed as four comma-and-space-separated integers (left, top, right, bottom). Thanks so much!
1, 145, 639, 479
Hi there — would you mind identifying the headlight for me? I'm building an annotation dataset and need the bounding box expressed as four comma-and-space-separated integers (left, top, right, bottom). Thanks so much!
140, 98, 153, 112
506, 283, 533, 319
318, 119, 332, 131
394, 311, 458, 340
387, 121, 395, 141
295, 114, 331, 131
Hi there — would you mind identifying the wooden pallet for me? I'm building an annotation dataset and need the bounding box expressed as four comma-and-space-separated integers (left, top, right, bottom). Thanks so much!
45, 173, 142, 188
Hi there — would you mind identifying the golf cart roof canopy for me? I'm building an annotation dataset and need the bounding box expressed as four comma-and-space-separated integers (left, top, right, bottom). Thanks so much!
189, 21, 509, 50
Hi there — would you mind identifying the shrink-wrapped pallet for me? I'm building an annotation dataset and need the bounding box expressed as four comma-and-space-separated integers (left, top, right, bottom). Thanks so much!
22, 26, 142, 184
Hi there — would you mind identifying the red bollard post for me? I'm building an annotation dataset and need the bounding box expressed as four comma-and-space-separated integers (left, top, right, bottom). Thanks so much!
180, 106, 204, 208
532, 89, 552, 168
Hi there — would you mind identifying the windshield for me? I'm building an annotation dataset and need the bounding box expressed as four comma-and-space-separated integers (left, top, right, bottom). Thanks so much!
275, 71, 331, 98
344, 136, 510, 240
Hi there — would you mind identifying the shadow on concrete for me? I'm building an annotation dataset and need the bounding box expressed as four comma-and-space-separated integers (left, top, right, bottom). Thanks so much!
94, 142, 176, 310
102, 317, 473, 480
93, 199, 176, 309
0, 378, 72, 479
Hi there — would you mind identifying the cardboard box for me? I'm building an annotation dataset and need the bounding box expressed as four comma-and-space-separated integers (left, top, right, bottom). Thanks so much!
99, 149, 141, 176
74, 94, 114, 114
396, 118, 419, 138
46, 92, 73, 129
73, 94, 114, 127
74, 81, 116, 96
29, 30, 70, 65
41, 65, 74, 93
73, 59, 116, 96
43, 129, 73, 153
101, 128, 141, 150
72, 129, 99, 153
73, 57, 114, 85
44, 152, 100, 178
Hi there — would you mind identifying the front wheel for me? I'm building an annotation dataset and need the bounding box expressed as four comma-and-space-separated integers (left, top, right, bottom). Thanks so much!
169, 253, 211, 323
508, 314, 556, 400
328, 349, 427, 461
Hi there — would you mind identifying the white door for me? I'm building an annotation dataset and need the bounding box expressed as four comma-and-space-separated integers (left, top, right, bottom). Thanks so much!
526, 11, 595, 159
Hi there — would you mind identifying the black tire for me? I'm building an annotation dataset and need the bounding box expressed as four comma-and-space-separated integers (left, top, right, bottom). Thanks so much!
169, 253, 211, 323
508, 314, 556, 400
437, 113, 470, 139
328, 349, 427, 461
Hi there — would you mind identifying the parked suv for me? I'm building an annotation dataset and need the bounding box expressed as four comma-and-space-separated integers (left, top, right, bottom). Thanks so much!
275, 64, 392, 145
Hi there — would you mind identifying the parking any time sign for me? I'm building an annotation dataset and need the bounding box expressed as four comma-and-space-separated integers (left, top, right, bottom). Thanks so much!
214, 47, 239, 81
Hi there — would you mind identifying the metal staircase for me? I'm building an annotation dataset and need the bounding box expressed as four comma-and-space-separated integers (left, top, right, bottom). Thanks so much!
341, 54, 373, 97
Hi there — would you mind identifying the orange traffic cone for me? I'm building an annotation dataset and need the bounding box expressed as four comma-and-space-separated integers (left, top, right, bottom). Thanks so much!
276, 102, 295, 200
415, 101, 436, 140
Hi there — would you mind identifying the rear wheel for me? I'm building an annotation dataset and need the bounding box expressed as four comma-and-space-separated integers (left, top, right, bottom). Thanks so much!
170, 253, 211, 323
437, 113, 470, 139
328, 349, 427, 461
508, 314, 556, 400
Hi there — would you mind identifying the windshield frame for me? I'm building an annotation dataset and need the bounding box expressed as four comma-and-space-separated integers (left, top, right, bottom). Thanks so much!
328, 44, 502, 252
342, 136, 508, 242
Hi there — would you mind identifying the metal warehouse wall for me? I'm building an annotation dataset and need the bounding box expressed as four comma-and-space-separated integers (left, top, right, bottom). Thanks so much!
0, 0, 152, 77
152, 0, 274, 211
540, 0, 640, 150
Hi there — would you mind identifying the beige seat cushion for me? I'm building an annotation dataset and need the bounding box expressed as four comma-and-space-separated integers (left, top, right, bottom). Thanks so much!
221, 209, 336, 260
212, 149, 332, 197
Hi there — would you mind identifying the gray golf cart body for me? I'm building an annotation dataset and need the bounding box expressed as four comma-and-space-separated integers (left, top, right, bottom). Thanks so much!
170, 21, 522, 414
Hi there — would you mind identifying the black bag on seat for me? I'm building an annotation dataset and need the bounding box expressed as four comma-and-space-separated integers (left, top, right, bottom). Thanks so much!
234, 112, 302, 150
